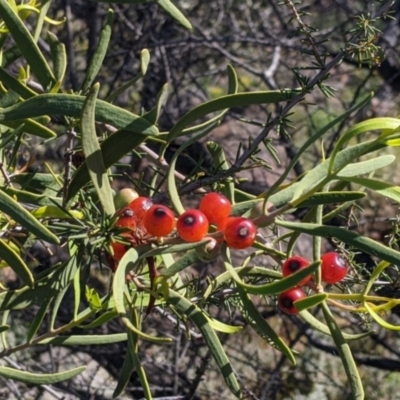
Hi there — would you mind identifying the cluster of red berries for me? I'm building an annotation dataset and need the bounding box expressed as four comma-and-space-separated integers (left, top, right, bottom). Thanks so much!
110, 192, 258, 262
278, 252, 349, 315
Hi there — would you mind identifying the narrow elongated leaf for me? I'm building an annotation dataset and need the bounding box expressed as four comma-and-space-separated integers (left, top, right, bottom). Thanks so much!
364, 302, 400, 331
224, 259, 320, 296
0, 239, 33, 287
81, 9, 114, 93
67, 130, 146, 201
168, 289, 241, 398
80, 310, 118, 329
207, 141, 235, 202
113, 248, 171, 343
298, 191, 365, 207
0, 189, 59, 244
39, 333, 127, 345
0, 252, 78, 311
0, 366, 86, 385
157, 0, 192, 29
167, 128, 216, 214
161, 249, 199, 278
48, 31, 67, 85
236, 285, 296, 363
26, 298, 52, 342
112, 335, 135, 398
299, 309, 373, 341
0, 94, 158, 135
329, 117, 400, 173
338, 155, 395, 177
106, 48, 150, 102
0, 67, 37, 98
263, 92, 373, 200
128, 311, 151, 399
166, 89, 299, 142
4, 187, 61, 207
277, 220, 400, 266
293, 293, 327, 312
338, 176, 400, 203
208, 318, 242, 334
143, 83, 169, 124
0, 0, 55, 89
81, 83, 115, 216
321, 302, 364, 399
1, 119, 56, 138
203, 266, 282, 300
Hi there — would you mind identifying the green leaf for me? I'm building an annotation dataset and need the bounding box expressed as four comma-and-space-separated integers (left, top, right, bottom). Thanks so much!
263, 92, 373, 201
167, 289, 241, 398
1, 119, 56, 139
338, 155, 395, 177
160, 249, 199, 278
0, 94, 158, 135
112, 334, 135, 398
364, 301, 400, 331
0, 0, 55, 89
299, 309, 373, 341
5, 187, 62, 207
166, 88, 299, 143
329, 117, 400, 174
0, 239, 34, 287
206, 141, 235, 203
167, 127, 217, 214
321, 302, 364, 399
113, 248, 171, 343
157, 0, 192, 29
0, 67, 37, 99
85, 286, 102, 311
294, 293, 327, 312
224, 259, 320, 296
81, 83, 115, 216
48, 31, 67, 86
236, 285, 296, 364
203, 266, 282, 300
277, 220, 400, 267
338, 176, 400, 203
79, 310, 118, 329
26, 298, 52, 343
106, 48, 150, 103
298, 191, 365, 207
0, 366, 86, 385
81, 9, 114, 93
0, 252, 79, 311
208, 318, 242, 334
67, 129, 147, 201
0, 188, 59, 244
143, 83, 169, 124
39, 333, 127, 346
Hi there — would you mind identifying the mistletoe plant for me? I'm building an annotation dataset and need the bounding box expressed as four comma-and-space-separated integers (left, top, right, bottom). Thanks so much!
0, 0, 399, 399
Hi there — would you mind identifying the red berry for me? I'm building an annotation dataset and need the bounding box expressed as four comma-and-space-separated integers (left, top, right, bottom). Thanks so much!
282, 256, 311, 287
110, 234, 131, 261
199, 192, 232, 229
143, 205, 175, 237
223, 217, 256, 249
278, 288, 306, 315
321, 252, 348, 284
115, 207, 137, 230
177, 210, 209, 242
128, 197, 153, 223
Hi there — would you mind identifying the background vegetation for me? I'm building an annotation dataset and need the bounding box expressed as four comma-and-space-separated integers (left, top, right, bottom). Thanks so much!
2, 0, 400, 399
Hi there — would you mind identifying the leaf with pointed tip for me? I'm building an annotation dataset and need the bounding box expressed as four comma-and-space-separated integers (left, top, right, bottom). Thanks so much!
81, 83, 115, 216
0, 366, 86, 385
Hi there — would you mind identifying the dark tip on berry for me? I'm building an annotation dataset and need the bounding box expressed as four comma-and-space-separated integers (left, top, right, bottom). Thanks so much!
154, 207, 166, 217
288, 260, 301, 272
184, 216, 195, 226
